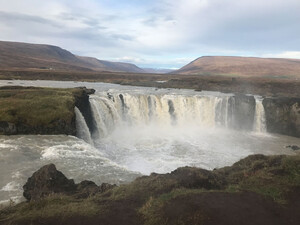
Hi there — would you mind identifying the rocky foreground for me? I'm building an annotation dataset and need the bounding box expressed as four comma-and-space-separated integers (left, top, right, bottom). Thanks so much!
0, 154, 299, 225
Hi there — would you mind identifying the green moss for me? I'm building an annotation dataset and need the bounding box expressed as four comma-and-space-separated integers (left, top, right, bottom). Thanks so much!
0, 195, 99, 224
0, 86, 84, 133
139, 189, 210, 225
1, 155, 299, 224
107, 174, 178, 201
219, 155, 300, 203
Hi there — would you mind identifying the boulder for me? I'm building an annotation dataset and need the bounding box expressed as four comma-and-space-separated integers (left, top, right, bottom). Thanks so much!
75, 181, 116, 198
23, 164, 117, 201
23, 164, 76, 201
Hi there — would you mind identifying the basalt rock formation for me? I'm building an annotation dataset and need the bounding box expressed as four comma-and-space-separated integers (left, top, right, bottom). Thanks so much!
263, 97, 300, 137
23, 164, 116, 201
23, 164, 76, 201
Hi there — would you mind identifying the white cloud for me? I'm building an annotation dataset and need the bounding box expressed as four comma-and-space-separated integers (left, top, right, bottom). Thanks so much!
0, 0, 299, 67
262, 51, 300, 59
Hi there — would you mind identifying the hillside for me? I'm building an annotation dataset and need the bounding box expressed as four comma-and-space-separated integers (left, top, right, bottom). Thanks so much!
0, 41, 144, 73
172, 56, 300, 78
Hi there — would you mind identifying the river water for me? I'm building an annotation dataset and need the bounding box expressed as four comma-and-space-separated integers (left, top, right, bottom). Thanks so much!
0, 80, 299, 205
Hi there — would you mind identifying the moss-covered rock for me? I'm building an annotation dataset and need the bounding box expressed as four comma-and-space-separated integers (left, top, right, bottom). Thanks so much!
0, 154, 299, 225
0, 86, 94, 135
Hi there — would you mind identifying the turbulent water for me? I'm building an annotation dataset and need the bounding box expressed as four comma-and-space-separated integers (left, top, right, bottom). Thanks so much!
0, 80, 299, 205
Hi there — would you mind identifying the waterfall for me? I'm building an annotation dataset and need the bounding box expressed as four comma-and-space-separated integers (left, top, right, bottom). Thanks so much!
89, 92, 237, 139
75, 107, 93, 145
85, 91, 268, 140
253, 96, 267, 133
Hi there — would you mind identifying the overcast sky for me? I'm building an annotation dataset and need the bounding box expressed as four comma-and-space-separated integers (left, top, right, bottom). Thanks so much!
0, 0, 299, 68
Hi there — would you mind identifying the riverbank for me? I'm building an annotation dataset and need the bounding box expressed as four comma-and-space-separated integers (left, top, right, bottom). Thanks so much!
0, 154, 299, 225
0, 69, 299, 98
0, 86, 94, 135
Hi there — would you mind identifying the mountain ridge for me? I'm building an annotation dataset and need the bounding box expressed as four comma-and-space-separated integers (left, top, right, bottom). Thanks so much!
0, 40, 145, 73
172, 56, 300, 78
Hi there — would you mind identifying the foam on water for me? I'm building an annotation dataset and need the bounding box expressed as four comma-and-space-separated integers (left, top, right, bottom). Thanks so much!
0, 135, 140, 206
1, 181, 21, 192
0, 80, 299, 205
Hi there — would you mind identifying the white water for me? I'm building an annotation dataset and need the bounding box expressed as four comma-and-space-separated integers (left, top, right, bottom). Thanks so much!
90, 92, 235, 138
75, 107, 93, 145
253, 96, 267, 133
0, 80, 298, 206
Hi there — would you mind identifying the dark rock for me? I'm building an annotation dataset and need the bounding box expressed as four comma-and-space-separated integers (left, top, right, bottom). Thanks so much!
170, 167, 222, 189
286, 145, 300, 151
99, 183, 116, 193
23, 164, 117, 201
75, 181, 116, 198
263, 97, 300, 137
23, 164, 76, 201
0, 121, 17, 134
75, 180, 100, 199
74, 87, 95, 136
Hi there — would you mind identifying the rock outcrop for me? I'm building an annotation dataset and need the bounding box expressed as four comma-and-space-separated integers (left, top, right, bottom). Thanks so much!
263, 97, 300, 137
0, 86, 95, 136
1, 155, 299, 225
23, 164, 76, 201
74, 87, 95, 135
23, 164, 115, 201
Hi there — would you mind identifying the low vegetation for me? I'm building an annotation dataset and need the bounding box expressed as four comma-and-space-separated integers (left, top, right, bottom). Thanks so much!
1, 69, 299, 97
0, 154, 299, 225
0, 86, 87, 135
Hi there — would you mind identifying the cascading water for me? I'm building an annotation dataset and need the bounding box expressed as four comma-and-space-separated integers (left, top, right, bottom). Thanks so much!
83, 90, 271, 174
253, 96, 267, 133
75, 107, 93, 145
89, 93, 239, 136
1, 80, 298, 206
0, 80, 300, 205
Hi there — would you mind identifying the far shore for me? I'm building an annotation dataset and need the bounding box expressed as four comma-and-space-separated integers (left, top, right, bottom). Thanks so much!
0, 69, 300, 98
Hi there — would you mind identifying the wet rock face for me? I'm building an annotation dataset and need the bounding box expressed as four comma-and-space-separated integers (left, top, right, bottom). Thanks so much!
74, 87, 95, 135
0, 121, 17, 134
23, 164, 116, 201
231, 94, 256, 130
263, 98, 300, 137
23, 164, 76, 201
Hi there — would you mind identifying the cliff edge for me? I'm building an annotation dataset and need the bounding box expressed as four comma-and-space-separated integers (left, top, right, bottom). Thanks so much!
0, 86, 94, 135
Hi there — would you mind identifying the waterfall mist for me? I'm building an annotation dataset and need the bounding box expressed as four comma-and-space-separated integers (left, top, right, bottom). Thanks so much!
0, 80, 298, 206
79, 89, 273, 174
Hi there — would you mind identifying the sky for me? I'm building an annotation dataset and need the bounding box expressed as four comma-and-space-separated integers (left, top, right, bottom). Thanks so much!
0, 0, 299, 69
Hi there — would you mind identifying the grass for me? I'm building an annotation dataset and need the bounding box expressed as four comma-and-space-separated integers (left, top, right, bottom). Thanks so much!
217, 155, 300, 203
0, 195, 99, 224
0, 155, 299, 225
0, 86, 85, 134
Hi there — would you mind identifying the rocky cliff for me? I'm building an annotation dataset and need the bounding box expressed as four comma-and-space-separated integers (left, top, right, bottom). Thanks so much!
0, 86, 94, 135
263, 97, 300, 137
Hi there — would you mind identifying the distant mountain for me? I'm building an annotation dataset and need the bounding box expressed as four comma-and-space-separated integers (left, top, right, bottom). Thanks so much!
0, 41, 144, 73
142, 68, 174, 74
172, 56, 300, 78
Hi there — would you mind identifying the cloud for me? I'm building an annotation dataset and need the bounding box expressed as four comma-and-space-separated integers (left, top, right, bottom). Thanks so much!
0, 0, 299, 68
262, 51, 300, 59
